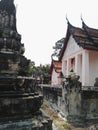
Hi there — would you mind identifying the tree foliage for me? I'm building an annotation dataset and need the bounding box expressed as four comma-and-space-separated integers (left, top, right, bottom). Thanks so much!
32, 64, 51, 84
52, 38, 65, 59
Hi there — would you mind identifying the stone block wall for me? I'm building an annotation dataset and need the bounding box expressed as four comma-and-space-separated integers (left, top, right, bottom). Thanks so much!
81, 90, 98, 120
0, 111, 53, 130
40, 81, 98, 125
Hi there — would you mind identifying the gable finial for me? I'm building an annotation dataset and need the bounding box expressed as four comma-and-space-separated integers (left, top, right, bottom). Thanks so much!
80, 14, 88, 29
66, 14, 69, 24
80, 14, 86, 25
80, 13, 84, 23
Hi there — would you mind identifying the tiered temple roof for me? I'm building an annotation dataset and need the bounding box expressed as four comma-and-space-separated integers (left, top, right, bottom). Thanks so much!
59, 20, 98, 60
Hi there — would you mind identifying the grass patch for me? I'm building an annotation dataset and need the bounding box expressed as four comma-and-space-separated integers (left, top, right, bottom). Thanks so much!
41, 101, 71, 130
41, 101, 89, 130
63, 123, 69, 129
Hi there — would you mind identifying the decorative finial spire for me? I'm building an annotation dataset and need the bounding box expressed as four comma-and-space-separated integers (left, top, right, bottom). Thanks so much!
0, 0, 15, 13
80, 15, 88, 29
65, 14, 72, 28
0, 0, 16, 31
66, 14, 69, 24
80, 13, 83, 22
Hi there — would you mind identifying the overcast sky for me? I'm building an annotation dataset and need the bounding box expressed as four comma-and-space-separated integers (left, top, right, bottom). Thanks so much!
14, 0, 98, 66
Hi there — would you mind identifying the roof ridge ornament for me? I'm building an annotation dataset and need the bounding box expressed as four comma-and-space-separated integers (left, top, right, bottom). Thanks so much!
66, 14, 71, 26
80, 16, 88, 29
66, 14, 69, 23
81, 16, 94, 43
80, 14, 84, 23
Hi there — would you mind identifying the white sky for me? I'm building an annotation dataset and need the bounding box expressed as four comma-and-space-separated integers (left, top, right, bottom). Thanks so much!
14, 0, 98, 66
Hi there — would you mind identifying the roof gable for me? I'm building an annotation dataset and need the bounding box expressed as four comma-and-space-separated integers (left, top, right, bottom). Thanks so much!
59, 21, 98, 61
62, 35, 83, 58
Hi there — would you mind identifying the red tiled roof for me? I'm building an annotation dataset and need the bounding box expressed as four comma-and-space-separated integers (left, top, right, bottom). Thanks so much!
50, 59, 62, 74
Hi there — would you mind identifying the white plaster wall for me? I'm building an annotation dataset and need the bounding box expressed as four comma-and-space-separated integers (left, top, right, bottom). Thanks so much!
62, 35, 83, 59
89, 51, 98, 86
62, 35, 83, 76
51, 69, 59, 85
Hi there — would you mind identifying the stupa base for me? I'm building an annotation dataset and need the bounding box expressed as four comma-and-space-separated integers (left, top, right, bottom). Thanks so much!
0, 111, 53, 130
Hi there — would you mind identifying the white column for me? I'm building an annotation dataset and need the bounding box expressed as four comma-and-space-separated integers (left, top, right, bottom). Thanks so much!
66, 59, 69, 75
74, 55, 78, 74
62, 61, 66, 76
82, 50, 89, 86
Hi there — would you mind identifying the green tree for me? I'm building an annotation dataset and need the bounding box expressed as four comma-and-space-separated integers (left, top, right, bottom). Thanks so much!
52, 38, 65, 59
32, 64, 51, 84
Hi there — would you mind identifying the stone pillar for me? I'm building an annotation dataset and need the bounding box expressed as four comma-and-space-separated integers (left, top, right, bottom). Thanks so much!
82, 50, 89, 86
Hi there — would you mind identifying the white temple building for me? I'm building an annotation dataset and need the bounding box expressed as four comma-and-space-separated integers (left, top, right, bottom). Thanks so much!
51, 20, 98, 87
